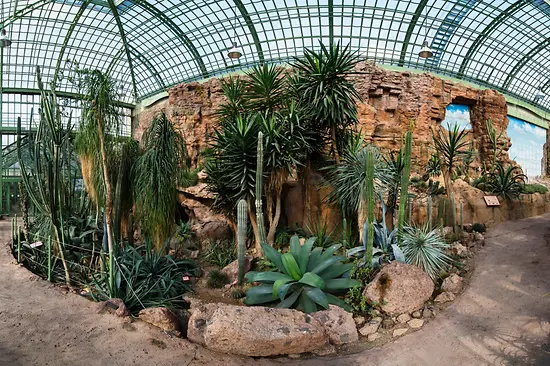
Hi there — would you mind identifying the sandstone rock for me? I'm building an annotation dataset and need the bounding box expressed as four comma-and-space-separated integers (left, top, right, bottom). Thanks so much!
367, 333, 379, 342
221, 256, 252, 284
434, 292, 456, 304
359, 320, 380, 336
100, 298, 130, 317
412, 311, 422, 319
442, 227, 454, 238
393, 328, 408, 337
408, 319, 424, 329
138, 307, 180, 333
422, 308, 434, 318
312, 305, 358, 345
397, 313, 411, 323
474, 232, 485, 245
460, 231, 475, 247
364, 262, 435, 316
313, 343, 337, 356
441, 274, 464, 294
188, 303, 327, 356
354, 316, 366, 327
451, 243, 469, 258
381, 318, 395, 329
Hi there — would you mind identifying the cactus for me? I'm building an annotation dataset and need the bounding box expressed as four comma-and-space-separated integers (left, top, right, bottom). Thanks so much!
237, 199, 248, 286
397, 128, 413, 244
427, 196, 432, 230
451, 192, 457, 233
365, 150, 375, 264
255, 132, 267, 245
459, 202, 464, 234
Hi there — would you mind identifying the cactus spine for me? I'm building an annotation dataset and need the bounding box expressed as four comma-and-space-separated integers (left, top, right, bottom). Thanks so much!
397, 128, 412, 244
255, 132, 267, 245
365, 150, 375, 264
237, 199, 248, 285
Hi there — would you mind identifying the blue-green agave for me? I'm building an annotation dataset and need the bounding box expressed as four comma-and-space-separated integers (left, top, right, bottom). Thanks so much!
244, 236, 360, 313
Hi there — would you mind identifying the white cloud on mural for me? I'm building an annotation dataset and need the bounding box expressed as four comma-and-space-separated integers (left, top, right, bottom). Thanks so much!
442, 104, 471, 130
507, 116, 545, 177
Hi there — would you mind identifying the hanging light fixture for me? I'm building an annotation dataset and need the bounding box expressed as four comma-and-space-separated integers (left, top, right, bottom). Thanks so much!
418, 3, 433, 59
534, 87, 546, 101
419, 40, 433, 59
0, 29, 12, 48
227, 11, 242, 59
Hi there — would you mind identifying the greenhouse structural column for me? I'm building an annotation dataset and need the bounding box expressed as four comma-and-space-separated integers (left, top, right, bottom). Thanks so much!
0, 45, 4, 214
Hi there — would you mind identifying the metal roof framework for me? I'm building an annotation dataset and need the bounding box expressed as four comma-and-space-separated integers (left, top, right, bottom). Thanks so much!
0, 0, 549, 113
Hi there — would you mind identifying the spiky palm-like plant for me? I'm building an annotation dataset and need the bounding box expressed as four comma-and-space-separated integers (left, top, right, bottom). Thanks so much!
401, 224, 451, 280
245, 64, 286, 113
432, 122, 469, 196
482, 164, 527, 200
134, 112, 192, 250
217, 76, 248, 121
291, 41, 362, 164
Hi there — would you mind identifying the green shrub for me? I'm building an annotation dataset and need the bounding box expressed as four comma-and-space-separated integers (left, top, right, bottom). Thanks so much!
203, 240, 237, 268
401, 224, 451, 280
472, 223, 486, 233
522, 183, 548, 195
475, 164, 526, 200
207, 270, 230, 289
244, 236, 360, 313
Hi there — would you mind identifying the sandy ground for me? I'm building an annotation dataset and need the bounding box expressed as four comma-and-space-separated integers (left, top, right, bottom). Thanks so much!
1, 214, 550, 365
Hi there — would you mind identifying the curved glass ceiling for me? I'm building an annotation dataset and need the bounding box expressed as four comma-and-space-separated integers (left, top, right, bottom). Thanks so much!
1, 0, 550, 112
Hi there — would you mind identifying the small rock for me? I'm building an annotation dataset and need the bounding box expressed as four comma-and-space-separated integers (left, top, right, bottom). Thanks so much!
441, 274, 463, 294
393, 328, 408, 337
313, 344, 337, 356
221, 256, 253, 284
408, 319, 424, 329
434, 292, 456, 304
311, 305, 358, 345
367, 333, 379, 342
288, 354, 301, 359
474, 232, 485, 246
422, 308, 434, 318
370, 309, 381, 317
381, 318, 395, 329
442, 226, 454, 237
138, 307, 180, 334
359, 320, 380, 336
97, 298, 130, 317
372, 316, 382, 323
451, 243, 468, 258
412, 311, 422, 319
354, 316, 365, 327
397, 313, 411, 323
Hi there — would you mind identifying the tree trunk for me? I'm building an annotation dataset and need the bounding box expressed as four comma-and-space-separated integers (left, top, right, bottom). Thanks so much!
249, 209, 261, 255
266, 192, 282, 246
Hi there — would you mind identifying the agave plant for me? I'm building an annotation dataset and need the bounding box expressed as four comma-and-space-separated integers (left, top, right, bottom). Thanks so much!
244, 236, 360, 313
481, 163, 527, 200
400, 224, 451, 280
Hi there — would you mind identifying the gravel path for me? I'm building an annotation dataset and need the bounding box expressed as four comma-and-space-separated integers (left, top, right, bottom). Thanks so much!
1, 214, 549, 365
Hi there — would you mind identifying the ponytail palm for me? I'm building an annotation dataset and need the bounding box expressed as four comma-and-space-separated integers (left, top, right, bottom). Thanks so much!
134, 113, 191, 250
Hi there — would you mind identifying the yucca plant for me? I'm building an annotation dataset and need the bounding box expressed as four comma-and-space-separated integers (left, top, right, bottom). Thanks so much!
291, 41, 362, 164
432, 122, 469, 197
401, 224, 451, 280
244, 236, 360, 313
481, 163, 527, 200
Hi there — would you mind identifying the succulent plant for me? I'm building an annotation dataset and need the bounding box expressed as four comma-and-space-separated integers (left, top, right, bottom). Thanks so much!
244, 236, 360, 313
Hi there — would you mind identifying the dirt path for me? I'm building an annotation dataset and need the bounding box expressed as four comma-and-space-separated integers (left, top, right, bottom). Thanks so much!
1, 215, 549, 365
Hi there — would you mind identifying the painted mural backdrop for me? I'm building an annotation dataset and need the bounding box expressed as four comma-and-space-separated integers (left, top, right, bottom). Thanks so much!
507, 116, 545, 177
442, 104, 471, 130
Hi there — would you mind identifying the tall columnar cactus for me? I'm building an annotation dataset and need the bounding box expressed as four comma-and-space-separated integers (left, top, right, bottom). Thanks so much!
237, 199, 248, 286
365, 150, 375, 264
427, 196, 433, 230
397, 128, 413, 244
255, 132, 267, 246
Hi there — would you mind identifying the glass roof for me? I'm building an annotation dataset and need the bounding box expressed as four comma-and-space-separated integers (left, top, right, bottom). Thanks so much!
1, 0, 550, 112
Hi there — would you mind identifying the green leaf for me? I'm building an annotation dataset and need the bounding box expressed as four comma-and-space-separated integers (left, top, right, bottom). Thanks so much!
281, 252, 302, 280
392, 244, 406, 263
299, 291, 318, 314
277, 282, 297, 301
298, 238, 315, 274
245, 271, 294, 284
319, 244, 342, 262
289, 235, 301, 257
310, 256, 345, 275
305, 287, 329, 310
243, 285, 276, 305
273, 278, 295, 298
324, 278, 361, 293
261, 242, 287, 275
277, 287, 302, 308
298, 272, 325, 289
326, 293, 352, 312
318, 262, 354, 280
306, 247, 324, 272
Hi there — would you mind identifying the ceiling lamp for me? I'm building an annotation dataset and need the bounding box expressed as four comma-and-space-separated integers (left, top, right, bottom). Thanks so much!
227, 41, 242, 59
0, 29, 12, 48
534, 88, 546, 101
419, 40, 433, 59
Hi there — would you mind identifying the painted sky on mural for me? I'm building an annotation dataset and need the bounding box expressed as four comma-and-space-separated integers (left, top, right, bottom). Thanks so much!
507, 116, 546, 177
443, 104, 471, 130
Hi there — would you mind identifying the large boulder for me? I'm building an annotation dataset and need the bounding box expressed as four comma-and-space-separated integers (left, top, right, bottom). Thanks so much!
364, 262, 434, 316
187, 303, 327, 356
138, 307, 181, 333
311, 305, 358, 345
221, 256, 253, 284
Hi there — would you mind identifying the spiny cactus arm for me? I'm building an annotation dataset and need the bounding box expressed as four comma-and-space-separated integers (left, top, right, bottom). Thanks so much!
255, 131, 267, 245
237, 199, 248, 285
397, 127, 413, 244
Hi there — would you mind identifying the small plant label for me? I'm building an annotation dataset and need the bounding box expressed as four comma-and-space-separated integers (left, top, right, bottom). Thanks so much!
30, 241, 43, 248
483, 196, 500, 207
182, 276, 190, 282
